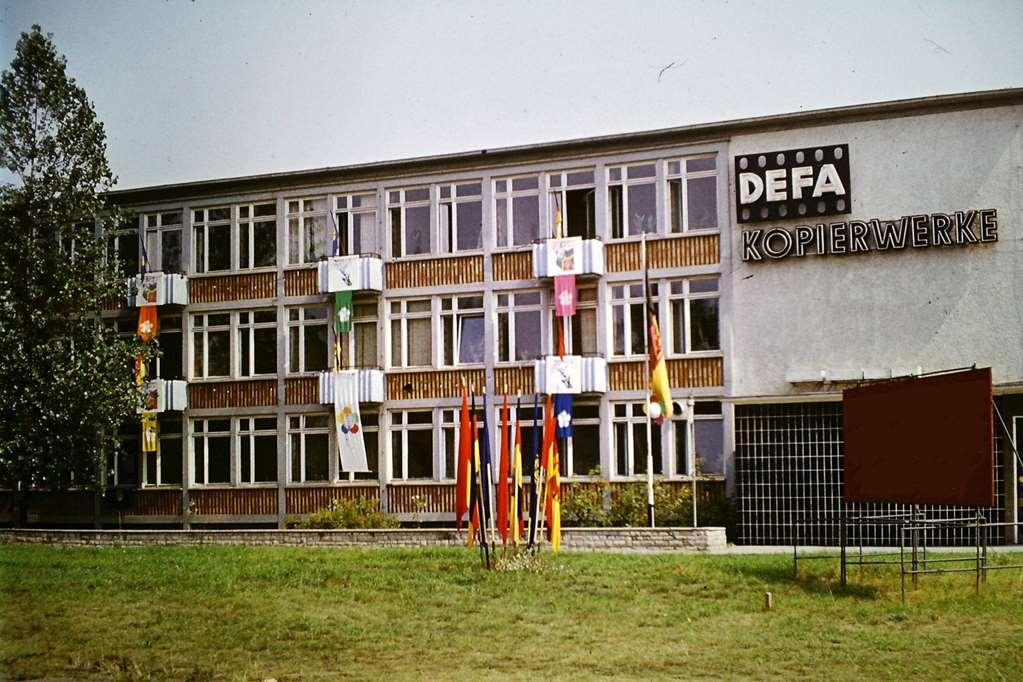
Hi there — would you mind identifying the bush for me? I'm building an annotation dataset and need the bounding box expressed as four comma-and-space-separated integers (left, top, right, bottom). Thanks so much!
288, 497, 399, 529
561, 479, 737, 533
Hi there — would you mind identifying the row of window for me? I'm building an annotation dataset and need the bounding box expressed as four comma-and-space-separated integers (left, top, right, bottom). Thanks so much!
110, 401, 724, 487
110, 156, 719, 275
121, 277, 718, 380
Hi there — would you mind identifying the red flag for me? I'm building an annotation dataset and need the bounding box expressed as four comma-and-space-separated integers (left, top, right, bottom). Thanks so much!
542, 395, 559, 530
455, 384, 471, 529
497, 394, 511, 545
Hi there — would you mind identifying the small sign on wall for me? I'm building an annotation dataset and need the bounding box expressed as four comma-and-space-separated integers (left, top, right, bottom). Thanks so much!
735, 144, 851, 223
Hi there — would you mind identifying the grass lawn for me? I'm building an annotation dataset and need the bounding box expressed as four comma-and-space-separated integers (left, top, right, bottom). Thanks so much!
1, 545, 1021, 681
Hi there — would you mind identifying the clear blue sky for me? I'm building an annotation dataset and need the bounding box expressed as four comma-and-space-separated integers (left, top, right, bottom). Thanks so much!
2, 0, 1021, 190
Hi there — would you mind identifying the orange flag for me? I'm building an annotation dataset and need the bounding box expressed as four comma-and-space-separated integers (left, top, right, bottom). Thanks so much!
454, 384, 471, 530
497, 394, 511, 545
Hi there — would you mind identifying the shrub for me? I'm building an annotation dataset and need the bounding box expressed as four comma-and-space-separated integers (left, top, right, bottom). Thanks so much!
288, 497, 400, 529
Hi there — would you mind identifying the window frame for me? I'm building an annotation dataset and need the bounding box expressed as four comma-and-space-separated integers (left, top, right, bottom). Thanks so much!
191, 418, 233, 486
286, 197, 329, 266
334, 192, 379, 257
287, 306, 329, 375
338, 299, 379, 369
666, 277, 721, 356
439, 295, 485, 367
496, 290, 546, 363
546, 169, 596, 239
237, 202, 278, 270
143, 415, 183, 487
190, 312, 232, 379
388, 298, 434, 369
672, 401, 725, 477
237, 416, 279, 485
439, 181, 484, 254
236, 309, 278, 378
494, 175, 542, 249
608, 282, 657, 358
608, 162, 658, 240
666, 155, 719, 234
143, 210, 184, 273
388, 186, 432, 258
192, 206, 233, 274
287, 413, 332, 484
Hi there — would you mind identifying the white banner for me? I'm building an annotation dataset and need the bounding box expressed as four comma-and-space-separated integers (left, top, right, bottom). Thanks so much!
544, 355, 582, 395
332, 370, 369, 472
545, 237, 582, 276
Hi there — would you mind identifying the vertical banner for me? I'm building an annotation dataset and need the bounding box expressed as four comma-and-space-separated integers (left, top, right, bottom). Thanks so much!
333, 371, 369, 472
554, 275, 577, 317
554, 394, 573, 438
142, 411, 158, 453
335, 290, 353, 334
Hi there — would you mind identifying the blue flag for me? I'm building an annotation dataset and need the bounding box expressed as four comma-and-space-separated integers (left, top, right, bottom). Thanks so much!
554, 394, 573, 438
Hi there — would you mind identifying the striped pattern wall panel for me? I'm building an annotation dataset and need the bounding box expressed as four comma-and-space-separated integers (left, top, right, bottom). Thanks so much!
189, 272, 277, 303
605, 234, 720, 272
609, 357, 724, 390
386, 255, 484, 289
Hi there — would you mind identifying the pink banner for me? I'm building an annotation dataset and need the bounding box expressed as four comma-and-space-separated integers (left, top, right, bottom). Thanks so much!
554, 274, 576, 317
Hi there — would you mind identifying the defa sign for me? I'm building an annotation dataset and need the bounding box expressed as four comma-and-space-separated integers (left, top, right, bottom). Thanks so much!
735, 144, 851, 223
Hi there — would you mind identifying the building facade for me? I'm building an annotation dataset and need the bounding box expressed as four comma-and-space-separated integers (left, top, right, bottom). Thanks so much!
18, 89, 1021, 541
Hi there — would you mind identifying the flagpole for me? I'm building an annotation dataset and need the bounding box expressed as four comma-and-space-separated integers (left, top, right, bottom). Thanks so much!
687, 396, 697, 528
642, 234, 655, 528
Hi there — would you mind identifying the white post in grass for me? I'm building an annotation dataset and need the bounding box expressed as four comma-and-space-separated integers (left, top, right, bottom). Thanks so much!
687, 396, 697, 528
642, 234, 655, 528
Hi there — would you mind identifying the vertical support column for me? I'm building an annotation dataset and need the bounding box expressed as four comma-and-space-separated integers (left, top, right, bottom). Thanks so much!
181, 204, 193, 530
274, 195, 288, 529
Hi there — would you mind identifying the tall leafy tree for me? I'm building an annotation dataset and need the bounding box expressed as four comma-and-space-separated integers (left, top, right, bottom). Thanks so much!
0, 25, 146, 519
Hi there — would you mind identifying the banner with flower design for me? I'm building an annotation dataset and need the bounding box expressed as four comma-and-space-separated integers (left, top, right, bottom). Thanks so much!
332, 370, 369, 472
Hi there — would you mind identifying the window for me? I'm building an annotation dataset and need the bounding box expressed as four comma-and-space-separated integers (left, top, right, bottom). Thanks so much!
550, 285, 598, 355
238, 310, 277, 377
612, 403, 664, 477
144, 416, 182, 486
389, 298, 432, 368
288, 306, 328, 374
193, 207, 232, 273
286, 197, 328, 265
610, 283, 656, 357
342, 411, 379, 481
238, 202, 277, 269
497, 291, 543, 362
288, 414, 330, 482
144, 211, 183, 273
388, 187, 431, 257
673, 401, 725, 476
495, 175, 541, 248
149, 315, 184, 380
439, 182, 483, 252
668, 277, 720, 353
238, 417, 278, 484
390, 410, 436, 480
338, 300, 378, 368
562, 402, 601, 477
192, 418, 231, 485
667, 156, 718, 233
609, 163, 657, 238
334, 193, 378, 256
107, 216, 139, 278
441, 295, 485, 366
548, 170, 595, 239
192, 313, 231, 378
109, 420, 140, 486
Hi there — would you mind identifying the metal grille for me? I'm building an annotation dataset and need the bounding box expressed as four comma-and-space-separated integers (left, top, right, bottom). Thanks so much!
735, 402, 1005, 546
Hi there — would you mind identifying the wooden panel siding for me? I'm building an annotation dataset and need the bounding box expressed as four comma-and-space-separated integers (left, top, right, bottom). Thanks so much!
609, 357, 723, 390
494, 366, 534, 396
285, 376, 320, 405
188, 379, 278, 409
388, 483, 455, 515
606, 234, 719, 272
189, 488, 277, 516
492, 251, 532, 281
130, 489, 181, 516
386, 255, 484, 289
386, 368, 486, 401
189, 272, 276, 303
286, 486, 380, 515
284, 268, 319, 297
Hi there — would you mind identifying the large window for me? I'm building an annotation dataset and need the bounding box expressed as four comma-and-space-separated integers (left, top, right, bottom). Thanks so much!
562, 402, 601, 477
610, 283, 657, 357
237, 310, 277, 377
668, 156, 718, 233
288, 414, 330, 483
388, 187, 431, 257
495, 175, 541, 248
548, 170, 595, 238
148, 315, 184, 380
109, 420, 140, 487
193, 207, 232, 273
550, 285, 598, 356
390, 410, 438, 480
338, 300, 378, 368
497, 291, 543, 362
441, 295, 484, 366
439, 182, 483, 253
288, 306, 328, 374
668, 277, 720, 354
191, 313, 231, 378
192, 418, 231, 485
673, 401, 725, 476
286, 197, 328, 265
389, 298, 432, 368
107, 217, 140, 278
334, 193, 378, 256
144, 416, 182, 486
609, 163, 657, 238
238, 417, 277, 484
143, 211, 183, 273
238, 202, 277, 269
612, 403, 664, 477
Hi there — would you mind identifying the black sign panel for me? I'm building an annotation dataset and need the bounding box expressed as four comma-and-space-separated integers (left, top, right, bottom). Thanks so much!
735, 144, 851, 223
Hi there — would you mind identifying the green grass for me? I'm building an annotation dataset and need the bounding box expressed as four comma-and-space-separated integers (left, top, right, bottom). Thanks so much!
1, 546, 1021, 681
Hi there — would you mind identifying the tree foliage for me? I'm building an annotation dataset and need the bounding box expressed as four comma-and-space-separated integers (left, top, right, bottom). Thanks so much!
0, 26, 145, 493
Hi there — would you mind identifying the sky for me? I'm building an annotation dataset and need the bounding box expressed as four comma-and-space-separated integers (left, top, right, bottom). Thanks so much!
1, 0, 1021, 190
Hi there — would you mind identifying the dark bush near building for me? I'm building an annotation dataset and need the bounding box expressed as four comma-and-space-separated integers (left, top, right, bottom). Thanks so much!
288, 497, 400, 529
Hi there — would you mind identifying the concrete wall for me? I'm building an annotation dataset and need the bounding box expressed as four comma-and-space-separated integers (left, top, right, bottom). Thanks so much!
0, 527, 727, 553
727, 104, 1023, 399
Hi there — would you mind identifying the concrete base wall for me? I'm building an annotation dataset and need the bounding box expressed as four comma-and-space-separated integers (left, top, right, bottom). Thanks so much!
0, 527, 727, 553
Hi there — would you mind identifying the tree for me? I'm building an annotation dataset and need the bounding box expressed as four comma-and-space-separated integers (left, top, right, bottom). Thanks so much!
0, 25, 147, 522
